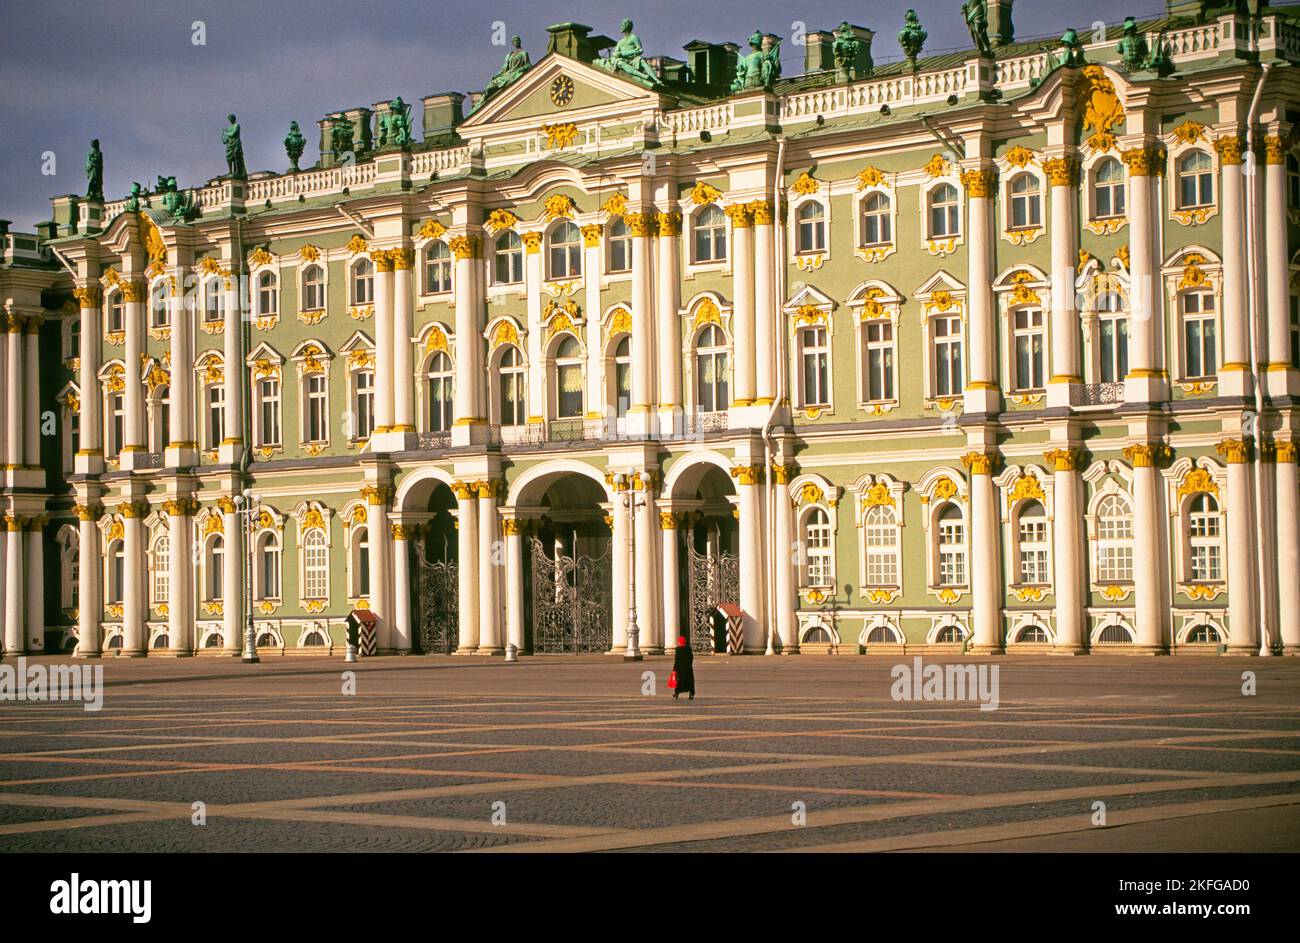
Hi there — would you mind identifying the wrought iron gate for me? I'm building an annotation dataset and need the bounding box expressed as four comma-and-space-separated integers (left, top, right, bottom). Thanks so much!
529, 536, 611, 653
687, 544, 739, 653
412, 542, 458, 654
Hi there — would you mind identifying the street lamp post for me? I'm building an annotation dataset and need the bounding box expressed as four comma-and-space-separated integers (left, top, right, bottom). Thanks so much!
234, 490, 259, 663
616, 472, 645, 661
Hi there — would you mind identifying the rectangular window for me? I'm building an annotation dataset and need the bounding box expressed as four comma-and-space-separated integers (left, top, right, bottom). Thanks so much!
1018, 520, 1049, 584
933, 316, 963, 398
800, 327, 830, 407
306, 374, 327, 442
938, 521, 966, 586
1183, 292, 1217, 379
863, 321, 894, 402
864, 518, 898, 587
1291, 295, 1300, 369
355, 371, 375, 439
258, 378, 281, 447
207, 385, 224, 448
1012, 308, 1045, 391
1099, 314, 1129, 383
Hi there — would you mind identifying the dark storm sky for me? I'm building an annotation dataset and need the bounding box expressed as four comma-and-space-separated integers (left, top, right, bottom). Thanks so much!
0, 0, 1168, 230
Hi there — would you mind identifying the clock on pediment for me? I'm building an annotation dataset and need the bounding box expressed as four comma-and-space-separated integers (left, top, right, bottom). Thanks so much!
549, 75, 574, 107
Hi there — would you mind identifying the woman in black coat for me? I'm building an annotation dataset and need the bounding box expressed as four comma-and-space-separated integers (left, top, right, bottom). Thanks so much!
671, 635, 695, 700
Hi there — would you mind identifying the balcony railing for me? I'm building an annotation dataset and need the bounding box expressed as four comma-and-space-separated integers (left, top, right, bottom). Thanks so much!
1070, 382, 1124, 407
416, 430, 451, 451
684, 411, 730, 435
489, 423, 546, 447
547, 418, 609, 442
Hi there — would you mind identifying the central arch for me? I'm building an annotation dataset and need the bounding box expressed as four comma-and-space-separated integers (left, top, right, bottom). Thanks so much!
665, 452, 739, 653
395, 466, 460, 653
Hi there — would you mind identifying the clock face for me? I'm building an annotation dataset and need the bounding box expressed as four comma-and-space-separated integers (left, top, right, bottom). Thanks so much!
550, 75, 574, 107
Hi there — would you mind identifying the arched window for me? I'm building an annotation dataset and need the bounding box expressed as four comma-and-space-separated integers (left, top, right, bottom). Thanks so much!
152, 534, 170, 605
1008, 173, 1042, 229
932, 315, 963, 398
863, 505, 898, 587
1011, 306, 1045, 391
207, 536, 225, 601
611, 336, 632, 418
494, 232, 523, 284
107, 539, 125, 604
1095, 493, 1133, 583
803, 508, 833, 588
1177, 151, 1214, 209
425, 352, 454, 432
936, 624, 966, 643
547, 222, 582, 279
424, 241, 452, 293
936, 504, 966, 587
553, 335, 584, 419
256, 376, 281, 447
1181, 289, 1217, 379
1097, 286, 1129, 383
302, 264, 325, 310
796, 202, 826, 253
1188, 493, 1223, 582
1016, 500, 1049, 584
1187, 623, 1221, 644
351, 257, 374, 306
303, 529, 328, 600
150, 281, 168, 328
693, 205, 726, 262
204, 279, 224, 323
928, 184, 960, 239
106, 291, 125, 333
799, 326, 830, 407
861, 192, 892, 246
607, 218, 631, 273
695, 324, 729, 412
256, 531, 282, 600
497, 345, 526, 426
257, 271, 278, 317
353, 369, 375, 440
1094, 157, 1126, 218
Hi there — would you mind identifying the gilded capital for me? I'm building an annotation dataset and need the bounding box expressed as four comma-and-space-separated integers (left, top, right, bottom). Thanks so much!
521, 232, 543, 254
1275, 440, 1297, 464
770, 462, 795, 485
451, 480, 475, 500
960, 169, 997, 198
216, 495, 238, 515
1042, 157, 1077, 188
1123, 442, 1170, 468
501, 518, 522, 537
118, 280, 147, 303
724, 204, 752, 229
658, 511, 678, 530
580, 224, 603, 248
1121, 146, 1164, 177
448, 235, 480, 260
748, 200, 774, 225
1212, 136, 1245, 167
392, 248, 415, 270
1043, 448, 1082, 472
730, 464, 764, 486
119, 500, 147, 519
371, 248, 396, 272
1264, 136, 1288, 166
1216, 437, 1250, 464
73, 285, 102, 309
960, 450, 996, 476
73, 503, 103, 522
390, 523, 410, 540
624, 212, 657, 238
655, 212, 681, 236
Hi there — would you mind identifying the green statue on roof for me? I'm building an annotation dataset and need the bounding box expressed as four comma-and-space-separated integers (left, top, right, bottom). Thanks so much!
732, 31, 782, 92
378, 97, 413, 149
482, 35, 532, 103
330, 114, 354, 156
596, 19, 664, 87
898, 10, 928, 72
156, 175, 196, 221
284, 121, 306, 172
85, 140, 104, 202
1057, 28, 1086, 68
832, 22, 863, 82
223, 114, 247, 179
124, 182, 144, 213
962, 0, 993, 58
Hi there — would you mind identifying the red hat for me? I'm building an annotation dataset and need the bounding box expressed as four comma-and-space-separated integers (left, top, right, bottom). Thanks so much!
678, 636, 687, 646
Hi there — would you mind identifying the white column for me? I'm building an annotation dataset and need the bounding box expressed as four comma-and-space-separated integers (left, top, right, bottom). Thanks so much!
504, 518, 525, 653
477, 480, 502, 654
736, 465, 764, 652
23, 323, 40, 466
169, 271, 193, 452
373, 251, 395, 435
1220, 439, 1259, 654
1218, 143, 1250, 396
75, 507, 101, 657
1046, 158, 1080, 406
1047, 448, 1085, 653
451, 237, 483, 440
221, 499, 242, 655
363, 486, 393, 650
1126, 444, 1167, 651
629, 211, 656, 434
965, 452, 1003, 652
610, 491, 629, 651
5, 319, 22, 466
773, 464, 797, 652
76, 289, 103, 467
391, 520, 412, 653
656, 211, 682, 431
963, 170, 999, 414
730, 208, 756, 407
167, 501, 191, 654
454, 481, 479, 652
1265, 140, 1294, 383
660, 512, 679, 650
635, 482, 660, 652
26, 522, 45, 651
122, 282, 145, 453
752, 203, 776, 405
393, 249, 415, 433
1276, 442, 1300, 653
1124, 149, 1161, 401
221, 271, 243, 461
122, 505, 145, 656
3, 519, 22, 654
524, 235, 545, 424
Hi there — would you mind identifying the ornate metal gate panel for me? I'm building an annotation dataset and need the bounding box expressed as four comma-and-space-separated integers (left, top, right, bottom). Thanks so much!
687, 545, 739, 653
413, 542, 458, 654
529, 537, 611, 653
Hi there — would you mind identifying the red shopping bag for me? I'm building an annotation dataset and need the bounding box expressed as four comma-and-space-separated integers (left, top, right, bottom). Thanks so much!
668, 670, 678, 690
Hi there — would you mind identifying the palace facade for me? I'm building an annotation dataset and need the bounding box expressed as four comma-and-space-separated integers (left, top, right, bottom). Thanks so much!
3, 2, 1300, 659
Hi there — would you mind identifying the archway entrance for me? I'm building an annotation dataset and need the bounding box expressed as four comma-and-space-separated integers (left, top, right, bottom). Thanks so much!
403, 477, 459, 654
672, 463, 739, 653
517, 472, 612, 654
